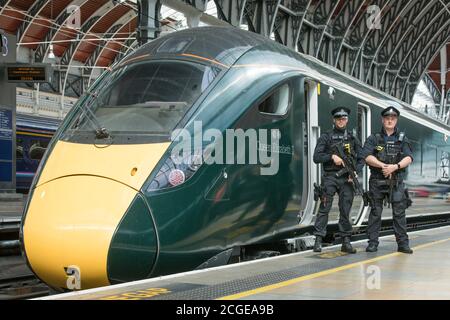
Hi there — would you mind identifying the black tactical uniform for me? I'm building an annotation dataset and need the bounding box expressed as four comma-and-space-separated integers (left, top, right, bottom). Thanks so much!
313, 107, 364, 253
361, 106, 414, 254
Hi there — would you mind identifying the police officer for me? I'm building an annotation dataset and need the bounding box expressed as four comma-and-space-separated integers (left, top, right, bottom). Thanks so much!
312, 107, 364, 253
361, 106, 414, 254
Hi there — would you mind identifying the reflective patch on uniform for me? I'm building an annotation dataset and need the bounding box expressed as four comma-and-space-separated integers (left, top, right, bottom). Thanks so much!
376, 146, 384, 151
344, 143, 351, 153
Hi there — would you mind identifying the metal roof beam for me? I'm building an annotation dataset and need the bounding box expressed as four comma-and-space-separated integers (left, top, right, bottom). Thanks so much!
16, 0, 53, 46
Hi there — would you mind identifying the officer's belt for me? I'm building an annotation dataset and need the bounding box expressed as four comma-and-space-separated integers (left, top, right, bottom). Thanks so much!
372, 179, 402, 187
323, 171, 348, 177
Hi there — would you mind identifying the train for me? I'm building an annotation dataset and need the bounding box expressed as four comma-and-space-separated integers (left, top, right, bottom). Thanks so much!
16, 114, 57, 193
20, 26, 450, 291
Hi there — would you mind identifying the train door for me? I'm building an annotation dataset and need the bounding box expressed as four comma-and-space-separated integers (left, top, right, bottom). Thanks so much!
298, 79, 320, 226
352, 103, 371, 226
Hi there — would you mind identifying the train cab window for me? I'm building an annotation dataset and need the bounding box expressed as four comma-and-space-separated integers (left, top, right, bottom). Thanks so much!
69, 60, 221, 136
258, 83, 291, 116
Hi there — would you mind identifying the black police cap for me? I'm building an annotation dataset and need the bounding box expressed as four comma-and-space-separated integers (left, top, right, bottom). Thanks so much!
381, 106, 400, 117
331, 107, 350, 118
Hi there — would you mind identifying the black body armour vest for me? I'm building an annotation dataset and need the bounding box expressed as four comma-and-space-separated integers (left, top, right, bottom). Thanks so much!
373, 131, 405, 177
324, 129, 356, 172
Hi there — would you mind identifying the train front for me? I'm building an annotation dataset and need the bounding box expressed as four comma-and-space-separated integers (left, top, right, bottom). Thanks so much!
20, 30, 233, 290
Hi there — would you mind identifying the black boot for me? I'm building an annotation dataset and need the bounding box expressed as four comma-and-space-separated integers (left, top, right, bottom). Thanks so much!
366, 243, 378, 252
313, 236, 322, 252
398, 245, 413, 254
341, 237, 356, 254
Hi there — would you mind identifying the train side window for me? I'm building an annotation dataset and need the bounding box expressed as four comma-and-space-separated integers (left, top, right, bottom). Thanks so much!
29, 140, 49, 160
258, 83, 291, 116
16, 138, 24, 159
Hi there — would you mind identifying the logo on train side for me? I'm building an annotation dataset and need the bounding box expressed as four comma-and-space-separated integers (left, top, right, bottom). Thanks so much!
65, 265, 81, 290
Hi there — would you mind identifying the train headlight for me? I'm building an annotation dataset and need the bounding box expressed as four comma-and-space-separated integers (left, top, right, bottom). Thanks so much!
168, 169, 186, 187
147, 149, 203, 191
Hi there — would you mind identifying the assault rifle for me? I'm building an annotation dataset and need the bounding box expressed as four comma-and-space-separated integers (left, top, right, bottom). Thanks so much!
332, 143, 373, 207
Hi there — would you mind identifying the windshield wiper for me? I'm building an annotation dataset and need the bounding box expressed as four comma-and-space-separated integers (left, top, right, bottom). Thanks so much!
73, 92, 111, 139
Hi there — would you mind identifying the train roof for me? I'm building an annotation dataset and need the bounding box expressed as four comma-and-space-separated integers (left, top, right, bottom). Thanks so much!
122, 26, 269, 67
293, 50, 450, 135
124, 26, 449, 135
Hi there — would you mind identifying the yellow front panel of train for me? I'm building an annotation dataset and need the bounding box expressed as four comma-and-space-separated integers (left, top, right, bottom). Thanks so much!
23, 176, 137, 289
23, 140, 170, 289
36, 140, 170, 190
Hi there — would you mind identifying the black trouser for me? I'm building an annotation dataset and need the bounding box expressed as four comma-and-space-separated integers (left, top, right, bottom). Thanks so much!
367, 178, 409, 247
313, 173, 354, 238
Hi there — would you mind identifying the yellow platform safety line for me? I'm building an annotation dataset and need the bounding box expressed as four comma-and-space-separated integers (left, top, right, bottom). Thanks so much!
217, 237, 450, 300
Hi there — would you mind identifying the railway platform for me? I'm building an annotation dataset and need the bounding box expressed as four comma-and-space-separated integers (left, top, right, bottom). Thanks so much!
44, 225, 450, 300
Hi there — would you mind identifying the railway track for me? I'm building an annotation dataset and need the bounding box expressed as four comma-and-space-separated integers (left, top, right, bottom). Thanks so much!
0, 218, 21, 256
0, 274, 50, 300
348, 211, 450, 242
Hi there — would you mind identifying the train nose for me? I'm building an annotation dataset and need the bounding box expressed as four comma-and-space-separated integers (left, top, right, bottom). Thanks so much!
22, 175, 157, 290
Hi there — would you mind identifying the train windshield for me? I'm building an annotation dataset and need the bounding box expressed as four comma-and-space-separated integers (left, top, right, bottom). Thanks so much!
67, 60, 221, 139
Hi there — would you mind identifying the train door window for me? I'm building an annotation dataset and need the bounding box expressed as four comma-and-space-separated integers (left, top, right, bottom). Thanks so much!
258, 83, 291, 116
357, 108, 363, 141
422, 144, 438, 178
408, 140, 422, 176
300, 82, 309, 213
356, 103, 370, 192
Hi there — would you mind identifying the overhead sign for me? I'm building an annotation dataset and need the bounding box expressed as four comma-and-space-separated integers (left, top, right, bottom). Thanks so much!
7, 64, 51, 83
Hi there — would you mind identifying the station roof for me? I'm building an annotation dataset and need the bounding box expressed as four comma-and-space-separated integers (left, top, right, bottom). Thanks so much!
1, 0, 449, 106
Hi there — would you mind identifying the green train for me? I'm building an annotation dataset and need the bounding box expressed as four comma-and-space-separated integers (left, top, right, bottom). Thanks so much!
20, 26, 450, 290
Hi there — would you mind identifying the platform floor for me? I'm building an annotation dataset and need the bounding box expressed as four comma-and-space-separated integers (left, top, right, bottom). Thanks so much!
44, 225, 450, 300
